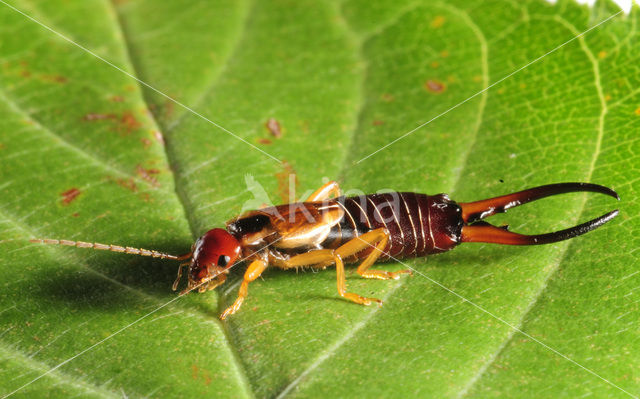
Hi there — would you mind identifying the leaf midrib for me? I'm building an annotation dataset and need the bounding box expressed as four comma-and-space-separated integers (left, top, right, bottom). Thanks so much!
275, 2, 490, 396
106, 0, 256, 397
162, 1, 252, 132
0, 1, 253, 397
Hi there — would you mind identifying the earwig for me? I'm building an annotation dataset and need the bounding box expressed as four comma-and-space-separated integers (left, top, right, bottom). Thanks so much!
32, 181, 619, 319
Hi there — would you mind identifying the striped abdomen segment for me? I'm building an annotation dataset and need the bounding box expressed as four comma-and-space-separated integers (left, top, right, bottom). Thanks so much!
324, 193, 463, 260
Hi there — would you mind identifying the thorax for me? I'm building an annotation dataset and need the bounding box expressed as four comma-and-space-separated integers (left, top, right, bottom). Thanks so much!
226, 200, 344, 256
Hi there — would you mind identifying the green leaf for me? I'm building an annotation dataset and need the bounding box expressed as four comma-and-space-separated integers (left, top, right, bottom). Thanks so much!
1, 0, 638, 398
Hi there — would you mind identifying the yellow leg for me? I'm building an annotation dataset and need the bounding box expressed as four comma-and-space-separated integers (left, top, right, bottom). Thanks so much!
334, 253, 381, 306
276, 249, 335, 269
306, 181, 341, 202
281, 249, 381, 306
220, 259, 268, 320
279, 229, 407, 306
337, 229, 412, 280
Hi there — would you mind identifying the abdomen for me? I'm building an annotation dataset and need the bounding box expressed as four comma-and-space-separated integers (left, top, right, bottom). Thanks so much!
322, 193, 463, 261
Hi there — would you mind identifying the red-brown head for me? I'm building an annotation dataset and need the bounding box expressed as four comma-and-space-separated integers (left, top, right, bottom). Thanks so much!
187, 228, 241, 290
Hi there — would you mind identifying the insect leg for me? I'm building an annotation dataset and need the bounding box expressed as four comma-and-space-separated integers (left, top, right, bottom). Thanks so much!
276, 249, 335, 269
220, 259, 268, 320
334, 254, 382, 306
305, 181, 341, 201
277, 249, 382, 306
336, 228, 412, 280
172, 261, 191, 291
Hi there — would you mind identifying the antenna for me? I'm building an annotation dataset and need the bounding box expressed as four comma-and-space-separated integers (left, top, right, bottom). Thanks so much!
30, 238, 190, 261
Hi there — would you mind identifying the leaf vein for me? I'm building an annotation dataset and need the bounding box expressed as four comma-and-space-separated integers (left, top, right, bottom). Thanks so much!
276, 2, 490, 395
457, 14, 612, 397
0, 342, 119, 399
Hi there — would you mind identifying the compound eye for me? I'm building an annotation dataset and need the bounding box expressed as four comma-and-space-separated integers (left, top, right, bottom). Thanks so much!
218, 255, 231, 267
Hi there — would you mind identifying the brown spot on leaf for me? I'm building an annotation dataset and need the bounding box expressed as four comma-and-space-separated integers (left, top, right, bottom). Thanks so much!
141, 138, 152, 148
275, 160, 297, 203
265, 118, 282, 138
373, 120, 384, 126
110, 95, 124, 102
191, 364, 211, 386
119, 178, 138, 192
440, 50, 449, 58
136, 165, 160, 187
430, 15, 445, 28
61, 188, 81, 205
203, 370, 212, 386
83, 113, 117, 121
381, 93, 394, 102
84, 111, 142, 135
41, 74, 67, 84
72, 212, 79, 217
108, 176, 138, 192
299, 120, 310, 133
424, 79, 446, 94
635, 107, 640, 116
430, 61, 439, 69
120, 111, 142, 134
598, 51, 607, 59
258, 138, 272, 145
191, 364, 199, 380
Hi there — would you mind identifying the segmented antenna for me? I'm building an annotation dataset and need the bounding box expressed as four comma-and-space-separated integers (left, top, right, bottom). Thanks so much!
30, 238, 186, 260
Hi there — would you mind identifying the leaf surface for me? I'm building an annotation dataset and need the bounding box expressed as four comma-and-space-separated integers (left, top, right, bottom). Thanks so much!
1, 0, 638, 398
